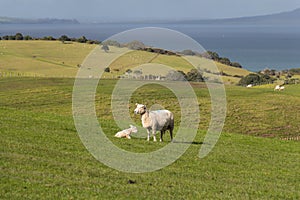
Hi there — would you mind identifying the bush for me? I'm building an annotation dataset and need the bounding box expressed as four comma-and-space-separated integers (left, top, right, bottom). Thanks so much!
181, 49, 196, 56
104, 67, 110, 73
59, 35, 71, 42
15, 33, 23, 40
126, 40, 145, 50
187, 69, 204, 82
166, 70, 187, 81
77, 36, 88, 43
102, 40, 121, 47
238, 73, 274, 86
231, 62, 242, 68
219, 57, 231, 66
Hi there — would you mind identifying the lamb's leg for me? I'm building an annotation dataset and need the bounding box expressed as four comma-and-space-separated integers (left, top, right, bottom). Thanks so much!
147, 129, 151, 141
152, 129, 157, 142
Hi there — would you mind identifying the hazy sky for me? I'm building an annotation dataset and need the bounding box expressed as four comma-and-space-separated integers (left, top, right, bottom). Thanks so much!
1, 0, 300, 21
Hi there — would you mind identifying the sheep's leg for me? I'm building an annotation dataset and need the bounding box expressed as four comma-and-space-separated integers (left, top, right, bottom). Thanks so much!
170, 128, 173, 142
152, 130, 157, 142
147, 129, 151, 141
160, 131, 164, 142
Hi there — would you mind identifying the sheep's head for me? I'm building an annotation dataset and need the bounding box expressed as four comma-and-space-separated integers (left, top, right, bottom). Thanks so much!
129, 125, 138, 133
134, 103, 147, 115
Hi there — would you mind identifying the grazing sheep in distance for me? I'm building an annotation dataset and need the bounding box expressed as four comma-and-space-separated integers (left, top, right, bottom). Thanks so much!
246, 84, 253, 88
114, 125, 137, 139
134, 103, 174, 142
274, 85, 285, 91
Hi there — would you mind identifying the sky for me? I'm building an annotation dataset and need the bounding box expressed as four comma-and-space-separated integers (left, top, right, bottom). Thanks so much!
1, 0, 300, 22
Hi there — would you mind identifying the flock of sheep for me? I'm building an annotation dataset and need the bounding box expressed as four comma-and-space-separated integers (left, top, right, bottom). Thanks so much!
247, 84, 286, 91
114, 103, 174, 142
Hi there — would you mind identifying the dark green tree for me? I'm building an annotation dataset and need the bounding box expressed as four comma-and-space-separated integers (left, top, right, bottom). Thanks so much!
24, 35, 33, 40
219, 57, 231, 66
15, 33, 23, 40
77, 36, 88, 43
166, 70, 187, 81
59, 35, 71, 42
231, 62, 242, 68
206, 51, 220, 61
187, 69, 204, 82
104, 67, 110, 72
181, 49, 196, 56
2, 35, 9, 40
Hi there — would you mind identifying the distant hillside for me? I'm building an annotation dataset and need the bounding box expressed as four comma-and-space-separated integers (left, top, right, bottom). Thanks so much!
119, 8, 300, 25
216, 8, 300, 25
0, 17, 79, 24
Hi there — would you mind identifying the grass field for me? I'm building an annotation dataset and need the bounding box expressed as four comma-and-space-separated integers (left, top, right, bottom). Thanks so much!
0, 40, 96, 77
1, 77, 299, 199
0, 40, 250, 84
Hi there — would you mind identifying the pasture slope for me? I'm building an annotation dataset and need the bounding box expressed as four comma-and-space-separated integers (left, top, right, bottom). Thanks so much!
1, 77, 299, 199
0, 40, 250, 83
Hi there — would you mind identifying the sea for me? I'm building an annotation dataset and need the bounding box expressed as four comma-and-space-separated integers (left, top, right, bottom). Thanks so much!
1, 23, 300, 72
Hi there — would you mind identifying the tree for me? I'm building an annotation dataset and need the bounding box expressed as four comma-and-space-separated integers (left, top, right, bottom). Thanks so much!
126, 40, 145, 50
59, 35, 71, 42
205, 51, 220, 61
166, 70, 187, 81
102, 40, 121, 47
15, 33, 23, 40
104, 67, 110, 72
2, 35, 9, 40
219, 57, 231, 66
238, 73, 274, 86
77, 36, 87, 43
24, 35, 33, 40
181, 49, 196, 56
231, 62, 242, 68
101, 44, 109, 52
186, 69, 204, 82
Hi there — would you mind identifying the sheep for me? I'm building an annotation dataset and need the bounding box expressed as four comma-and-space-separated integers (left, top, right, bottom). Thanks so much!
274, 85, 285, 91
114, 125, 137, 139
246, 84, 253, 88
134, 103, 174, 142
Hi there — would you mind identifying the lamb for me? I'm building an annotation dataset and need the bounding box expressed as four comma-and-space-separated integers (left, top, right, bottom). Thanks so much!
134, 103, 174, 142
246, 84, 253, 88
114, 125, 137, 139
274, 85, 285, 91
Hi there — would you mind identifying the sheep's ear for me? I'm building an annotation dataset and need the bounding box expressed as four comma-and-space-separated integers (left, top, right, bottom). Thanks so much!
129, 124, 133, 127
135, 103, 138, 106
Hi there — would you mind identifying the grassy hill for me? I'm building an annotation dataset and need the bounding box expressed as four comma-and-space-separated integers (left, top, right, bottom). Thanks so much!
0, 77, 299, 199
0, 40, 96, 77
0, 40, 250, 83
1, 41, 299, 199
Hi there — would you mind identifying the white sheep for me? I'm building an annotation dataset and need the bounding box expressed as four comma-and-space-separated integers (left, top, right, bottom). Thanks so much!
274, 85, 285, 91
246, 84, 253, 88
114, 125, 137, 139
134, 103, 174, 142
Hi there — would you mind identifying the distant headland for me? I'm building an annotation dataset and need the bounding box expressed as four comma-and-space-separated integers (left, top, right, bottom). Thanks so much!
0, 17, 79, 24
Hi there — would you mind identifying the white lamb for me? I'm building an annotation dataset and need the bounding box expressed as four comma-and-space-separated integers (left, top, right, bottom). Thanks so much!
134, 103, 174, 142
114, 125, 137, 139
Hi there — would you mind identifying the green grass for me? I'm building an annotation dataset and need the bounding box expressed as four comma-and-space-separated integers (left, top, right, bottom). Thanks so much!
0, 40, 96, 77
0, 41, 250, 84
1, 77, 299, 199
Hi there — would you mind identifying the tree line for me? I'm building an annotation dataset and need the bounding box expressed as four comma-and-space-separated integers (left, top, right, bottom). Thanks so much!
0, 33, 100, 44
184, 50, 243, 68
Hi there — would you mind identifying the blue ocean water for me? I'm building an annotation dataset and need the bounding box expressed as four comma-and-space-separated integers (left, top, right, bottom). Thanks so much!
1, 23, 300, 71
